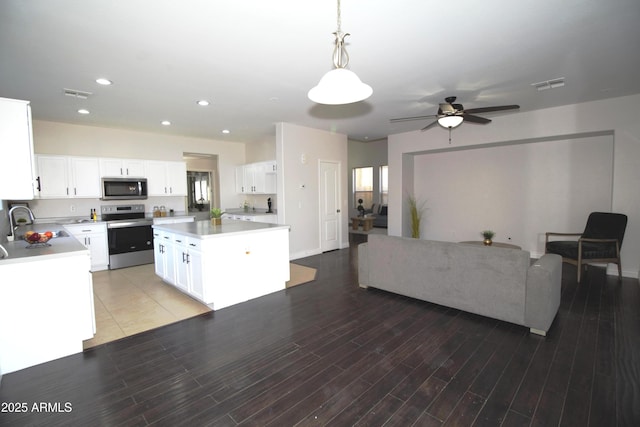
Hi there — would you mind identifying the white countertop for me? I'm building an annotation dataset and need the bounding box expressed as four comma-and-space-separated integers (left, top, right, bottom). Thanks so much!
153, 219, 289, 239
0, 223, 89, 265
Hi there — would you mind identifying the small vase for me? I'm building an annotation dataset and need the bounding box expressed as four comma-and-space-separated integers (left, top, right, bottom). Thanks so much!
211, 217, 222, 226
483, 238, 492, 246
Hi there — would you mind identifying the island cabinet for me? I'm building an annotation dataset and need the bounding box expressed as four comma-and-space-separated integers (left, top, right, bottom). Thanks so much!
152, 220, 290, 310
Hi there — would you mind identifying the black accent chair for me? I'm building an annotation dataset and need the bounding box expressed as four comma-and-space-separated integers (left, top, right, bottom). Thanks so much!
545, 212, 627, 282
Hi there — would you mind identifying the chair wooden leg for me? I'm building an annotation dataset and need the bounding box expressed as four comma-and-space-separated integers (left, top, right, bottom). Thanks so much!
617, 262, 623, 282
577, 263, 582, 282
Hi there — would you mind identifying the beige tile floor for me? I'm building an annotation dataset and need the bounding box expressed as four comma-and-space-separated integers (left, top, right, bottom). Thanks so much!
83, 264, 211, 349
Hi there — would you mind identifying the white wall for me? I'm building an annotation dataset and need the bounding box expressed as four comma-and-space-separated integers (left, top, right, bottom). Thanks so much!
413, 136, 613, 256
276, 122, 349, 259
31, 120, 245, 215
389, 94, 640, 279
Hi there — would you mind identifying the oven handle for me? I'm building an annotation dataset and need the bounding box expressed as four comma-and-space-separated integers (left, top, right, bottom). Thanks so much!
107, 220, 154, 229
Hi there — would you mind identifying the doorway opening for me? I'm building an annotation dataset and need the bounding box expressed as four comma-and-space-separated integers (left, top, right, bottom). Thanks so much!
183, 153, 220, 220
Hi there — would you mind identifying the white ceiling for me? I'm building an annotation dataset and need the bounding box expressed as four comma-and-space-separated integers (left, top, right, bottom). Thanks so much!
1, 0, 640, 144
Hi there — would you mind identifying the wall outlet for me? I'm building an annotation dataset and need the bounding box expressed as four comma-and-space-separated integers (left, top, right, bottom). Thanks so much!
70, 204, 76, 212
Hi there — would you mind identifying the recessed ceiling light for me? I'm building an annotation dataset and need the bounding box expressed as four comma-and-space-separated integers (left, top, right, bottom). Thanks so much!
196, 100, 210, 106
161, 120, 171, 126
78, 109, 90, 115
95, 78, 113, 86
222, 129, 230, 134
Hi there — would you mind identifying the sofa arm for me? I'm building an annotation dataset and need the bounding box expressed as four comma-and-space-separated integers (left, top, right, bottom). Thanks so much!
525, 253, 562, 335
358, 242, 369, 288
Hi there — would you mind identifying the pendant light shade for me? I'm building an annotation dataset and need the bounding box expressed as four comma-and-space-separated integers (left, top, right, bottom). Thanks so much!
308, 68, 373, 105
438, 115, 464, 129
308, 0, 372, 105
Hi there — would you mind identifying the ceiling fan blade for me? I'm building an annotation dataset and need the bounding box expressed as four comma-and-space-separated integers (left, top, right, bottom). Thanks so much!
420, 120, 439, 131
464, 105, 520, 114
390, 114, 436, 123
462, 114, 491, 124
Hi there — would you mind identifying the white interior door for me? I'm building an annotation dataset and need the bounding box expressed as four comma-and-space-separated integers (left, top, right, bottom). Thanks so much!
320, 161, 340, 252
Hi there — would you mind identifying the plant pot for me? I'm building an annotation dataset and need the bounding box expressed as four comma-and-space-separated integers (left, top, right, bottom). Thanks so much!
211, 217, 222, 226
483, 238, 492, 246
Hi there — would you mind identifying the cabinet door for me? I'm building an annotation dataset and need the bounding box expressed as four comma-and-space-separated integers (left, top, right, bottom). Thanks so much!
0, 98, 35, 200
235, 166, 246, 193
166, 161, 187, 196
173, 235, 189, 291
36, 155, 70, 198
153, 232, 166, 278
87, 231, 109, 271
164, 237, 176, 285
188, 249, 205, 301
100, 158, 125, 177
145, 160, 168, 196
264, 161, 277, 194
70, 157, 101, 197
123, 160, 145, 177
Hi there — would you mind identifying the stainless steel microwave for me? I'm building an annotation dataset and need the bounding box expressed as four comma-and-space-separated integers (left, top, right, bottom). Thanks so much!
101, 177, 148, 200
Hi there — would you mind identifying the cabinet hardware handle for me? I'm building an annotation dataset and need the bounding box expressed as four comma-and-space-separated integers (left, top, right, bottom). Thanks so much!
74, 187, 77, 195
36, 176, 41, 191
126, 168, 129, 175
66, 187, 69, 195
120, 168, 123, 175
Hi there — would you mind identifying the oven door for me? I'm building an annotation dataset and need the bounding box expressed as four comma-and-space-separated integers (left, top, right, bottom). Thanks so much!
107, 220, 154, 269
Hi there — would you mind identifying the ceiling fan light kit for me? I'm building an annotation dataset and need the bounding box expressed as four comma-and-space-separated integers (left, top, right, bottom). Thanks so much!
437, 115, 463, 129
308, 0, 372, 105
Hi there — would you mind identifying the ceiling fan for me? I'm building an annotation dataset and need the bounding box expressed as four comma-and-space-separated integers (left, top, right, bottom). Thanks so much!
390, 96, 520, 142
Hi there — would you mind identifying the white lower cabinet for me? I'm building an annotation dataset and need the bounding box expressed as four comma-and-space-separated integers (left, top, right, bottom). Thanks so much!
64, 223, 109, 271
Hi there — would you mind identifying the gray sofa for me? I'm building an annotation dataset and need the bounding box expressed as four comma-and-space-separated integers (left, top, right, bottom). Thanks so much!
358, 235, 562, 335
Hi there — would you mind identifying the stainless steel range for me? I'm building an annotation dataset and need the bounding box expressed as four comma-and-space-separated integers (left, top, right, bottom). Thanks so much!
101, 204, 154, 269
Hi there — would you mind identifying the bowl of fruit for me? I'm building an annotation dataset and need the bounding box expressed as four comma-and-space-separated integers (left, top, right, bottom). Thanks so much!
24, 230, 54, 247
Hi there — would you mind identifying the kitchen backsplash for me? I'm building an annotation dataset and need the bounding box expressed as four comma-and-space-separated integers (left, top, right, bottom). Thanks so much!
6, 197, 187, 222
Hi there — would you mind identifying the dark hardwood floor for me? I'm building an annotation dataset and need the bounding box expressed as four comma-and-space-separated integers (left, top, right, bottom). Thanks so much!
1, 248, 639, 426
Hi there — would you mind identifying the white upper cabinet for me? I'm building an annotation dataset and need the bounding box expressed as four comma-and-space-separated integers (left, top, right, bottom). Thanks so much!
145, 160, 187, 196
236, 161, 277, 194
0, 97, 36, 199
36, 155, 101, 198
99, 158, 145, 177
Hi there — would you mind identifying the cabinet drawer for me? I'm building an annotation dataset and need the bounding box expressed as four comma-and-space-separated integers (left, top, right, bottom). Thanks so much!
186, 237, 203, 251
64, 223, 107, 235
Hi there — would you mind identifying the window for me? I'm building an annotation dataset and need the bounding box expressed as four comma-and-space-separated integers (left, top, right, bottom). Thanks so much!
353, 166, 373, 209
380, 165, 388, 205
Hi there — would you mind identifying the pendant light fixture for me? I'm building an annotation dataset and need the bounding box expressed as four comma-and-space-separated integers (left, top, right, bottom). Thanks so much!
308, 0, 372, 105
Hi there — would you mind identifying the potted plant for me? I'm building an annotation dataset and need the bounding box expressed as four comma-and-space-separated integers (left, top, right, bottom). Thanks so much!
407, 195, 426, 239
481, 230, 495, 246
210, 208, 225, 225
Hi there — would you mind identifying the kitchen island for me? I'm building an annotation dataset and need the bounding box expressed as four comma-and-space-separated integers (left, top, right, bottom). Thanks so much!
152, 219, 290, 310
0, 227, 95, 375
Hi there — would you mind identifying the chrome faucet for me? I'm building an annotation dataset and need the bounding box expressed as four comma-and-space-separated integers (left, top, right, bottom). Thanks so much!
8, 205, 36, 240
